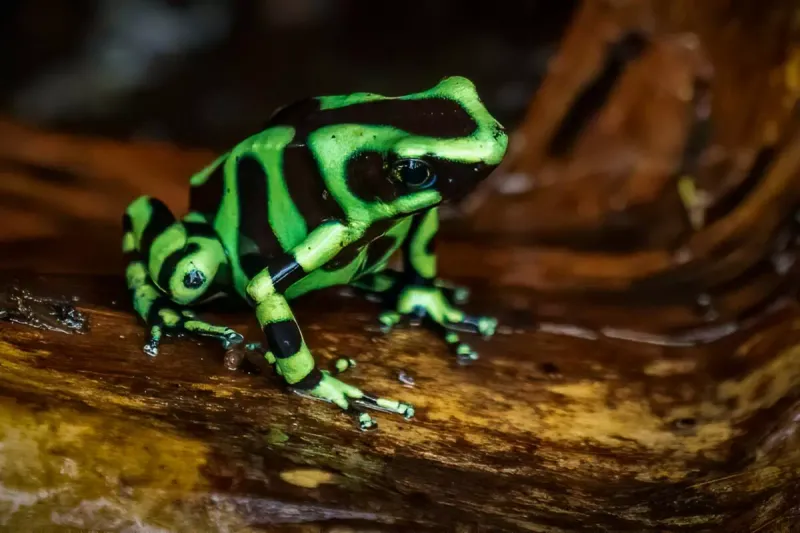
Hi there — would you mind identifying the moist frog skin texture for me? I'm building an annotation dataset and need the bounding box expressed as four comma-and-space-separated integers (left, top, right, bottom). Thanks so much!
122, 76, 509, 430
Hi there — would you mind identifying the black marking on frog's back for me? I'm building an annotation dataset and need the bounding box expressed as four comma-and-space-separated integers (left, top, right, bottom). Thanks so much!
273, 98, 478, 140
183, 221, 221, 240
189, 159, 226, 218
282, 144, 348, 228
235, 154, 283, 260
140, 198, 177, 261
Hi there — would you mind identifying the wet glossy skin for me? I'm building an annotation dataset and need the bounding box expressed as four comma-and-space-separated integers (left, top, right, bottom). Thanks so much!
122, 76, 508, 429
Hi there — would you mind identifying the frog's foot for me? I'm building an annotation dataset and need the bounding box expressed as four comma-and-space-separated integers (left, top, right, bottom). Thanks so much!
378, 285, 497, 364
293, 371, 414, 431
144, 305, 243, 357
352, 270, 470, 305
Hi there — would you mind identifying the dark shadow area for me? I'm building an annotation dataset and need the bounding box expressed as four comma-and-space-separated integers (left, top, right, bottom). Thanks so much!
0, 0, 578, 150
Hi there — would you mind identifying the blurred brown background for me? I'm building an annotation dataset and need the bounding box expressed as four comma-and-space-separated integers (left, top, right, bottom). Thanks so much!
0, 0, 575, 150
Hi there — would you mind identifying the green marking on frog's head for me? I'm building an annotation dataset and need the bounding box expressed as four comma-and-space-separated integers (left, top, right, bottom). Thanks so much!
298, 76, 508, 224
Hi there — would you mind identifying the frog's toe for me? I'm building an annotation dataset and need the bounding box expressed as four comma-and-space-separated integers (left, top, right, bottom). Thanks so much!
378, 310, 403, 333
301, 371, 415, 430
333, 357, 357, 374
444, 314, 498, 338
435, 280, 471, 305
181, 311, 244, 348
141, 306, 243, 356
144, 324, 163, 356
353, 409, 378, 431
356, 393, 416, 419
441, 329, 480, 364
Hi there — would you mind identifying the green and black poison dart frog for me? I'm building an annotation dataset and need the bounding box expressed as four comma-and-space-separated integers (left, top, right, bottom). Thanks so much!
122, 76, 508, 429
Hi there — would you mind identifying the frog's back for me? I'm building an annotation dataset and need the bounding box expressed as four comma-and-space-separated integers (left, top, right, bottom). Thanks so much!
186, 77, 503, 296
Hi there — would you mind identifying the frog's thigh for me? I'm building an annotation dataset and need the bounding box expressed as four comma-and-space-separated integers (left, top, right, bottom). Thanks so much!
123, 196, 241, 354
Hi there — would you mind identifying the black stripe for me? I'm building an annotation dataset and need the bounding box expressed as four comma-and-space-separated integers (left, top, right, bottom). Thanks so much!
183, 220, 219, 239
424, 229, 436, 256
263, 319, 303, 359
289, 367, 323, 390
322, 219, 393, 272
548, 31, 649, 157
283, 145, 347, 228
236, 154, 283, 260
156, 243, 199, 292
145, 295, 175, 325
282, 145, 348, 229
140, 198, 177, 262
122, 213, 133, 234
189, 157, 226, 218
346, 151, 398, 204
423, 156, 495, 203
268, 96, 477, 140
360, 235, 398, 275
241, 253, 268, 280
269, 255, 307, 292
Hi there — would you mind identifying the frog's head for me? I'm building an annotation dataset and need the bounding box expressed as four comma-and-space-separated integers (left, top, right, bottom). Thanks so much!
379, 76, 509, 209
271, 76, 508, 221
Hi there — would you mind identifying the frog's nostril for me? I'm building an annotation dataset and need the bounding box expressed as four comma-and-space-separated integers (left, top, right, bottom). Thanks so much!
183, 269, 206, 289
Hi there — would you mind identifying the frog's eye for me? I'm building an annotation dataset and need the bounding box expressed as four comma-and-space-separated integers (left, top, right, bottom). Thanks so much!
389, 159, 437, 189
183, 269, 206, 289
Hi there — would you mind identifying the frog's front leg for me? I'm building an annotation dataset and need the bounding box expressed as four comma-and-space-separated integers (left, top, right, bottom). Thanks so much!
366, 208, 497, 364
124, 196, 243, 355
246, 222, 414, 430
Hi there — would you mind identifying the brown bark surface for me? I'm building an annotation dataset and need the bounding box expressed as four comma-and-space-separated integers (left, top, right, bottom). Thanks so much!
1, 0, 800, 531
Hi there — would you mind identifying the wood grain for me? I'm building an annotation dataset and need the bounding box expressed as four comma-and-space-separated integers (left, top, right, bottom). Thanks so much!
1, 271, 800, 532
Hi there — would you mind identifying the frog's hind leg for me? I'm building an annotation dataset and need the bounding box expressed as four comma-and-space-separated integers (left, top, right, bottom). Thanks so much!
123, 196, 243, 356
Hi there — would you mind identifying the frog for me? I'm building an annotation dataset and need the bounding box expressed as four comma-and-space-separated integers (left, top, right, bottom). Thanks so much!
122, 76, 508, 429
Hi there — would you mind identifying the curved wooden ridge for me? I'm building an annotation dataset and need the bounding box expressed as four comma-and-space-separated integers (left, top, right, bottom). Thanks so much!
1, 0, 800, 530
458, 0, 800, 333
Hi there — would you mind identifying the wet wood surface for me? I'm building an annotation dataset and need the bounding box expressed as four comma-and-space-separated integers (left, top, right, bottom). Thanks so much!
2, 0, 800, 530
1, 127, 800, 532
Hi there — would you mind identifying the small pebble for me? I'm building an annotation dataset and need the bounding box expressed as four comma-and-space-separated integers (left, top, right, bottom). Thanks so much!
398, 370, 415, 386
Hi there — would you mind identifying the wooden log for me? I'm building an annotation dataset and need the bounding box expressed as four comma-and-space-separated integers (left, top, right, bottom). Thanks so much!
459, 0, 800, 319
0, 123, 798, 529
1, 269, 799, 532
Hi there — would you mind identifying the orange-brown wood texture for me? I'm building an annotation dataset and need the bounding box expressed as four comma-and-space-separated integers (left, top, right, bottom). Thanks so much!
1, 0, 800, 531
